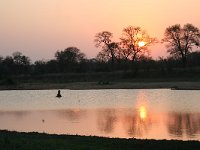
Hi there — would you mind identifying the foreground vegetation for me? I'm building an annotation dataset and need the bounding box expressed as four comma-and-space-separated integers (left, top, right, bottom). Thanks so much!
0, 130, 200, 150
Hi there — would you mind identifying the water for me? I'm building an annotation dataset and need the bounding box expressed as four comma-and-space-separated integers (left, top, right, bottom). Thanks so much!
0, 89, 200, 140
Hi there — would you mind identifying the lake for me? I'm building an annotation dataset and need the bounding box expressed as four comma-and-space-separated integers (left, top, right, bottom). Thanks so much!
0, 89, 200, 141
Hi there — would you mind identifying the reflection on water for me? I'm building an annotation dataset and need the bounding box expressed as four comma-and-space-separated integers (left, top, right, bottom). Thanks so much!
97, 109, 117, 134
0, 89, 200, 140
1, 108, 200, 140
139, 106, 147, 119
56, 109, 87, 121
123, 107, 152, 137
0, 111, 30, 118
168, 113, 200, 138
122, 91, 153, 137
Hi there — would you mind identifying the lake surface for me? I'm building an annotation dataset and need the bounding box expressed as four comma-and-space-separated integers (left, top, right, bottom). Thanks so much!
0, 89, 200, 140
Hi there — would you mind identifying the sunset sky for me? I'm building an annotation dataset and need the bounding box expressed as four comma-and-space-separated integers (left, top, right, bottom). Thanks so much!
0, 0, 200, 61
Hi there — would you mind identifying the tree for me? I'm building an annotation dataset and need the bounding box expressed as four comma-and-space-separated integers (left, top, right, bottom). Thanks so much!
12, 52, 31, 66
12, 52, 31, 74
55, 47, 86, 72
34, 60, 47, 74
46, 60, 59, 73
0, 56, 4, 76
0, 56, 3, 62
162, 24, 200, 67
188, 51, 200, 66
120, 26, 157, 62
94, 31, 118, 69
96, 51, 110, 63
1, 56, 15, 75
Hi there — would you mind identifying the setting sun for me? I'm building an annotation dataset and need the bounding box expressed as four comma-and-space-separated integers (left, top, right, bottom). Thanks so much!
138, 41, 145, 47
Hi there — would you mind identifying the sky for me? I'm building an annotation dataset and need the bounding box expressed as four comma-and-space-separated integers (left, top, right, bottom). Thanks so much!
0, 0, 200, 62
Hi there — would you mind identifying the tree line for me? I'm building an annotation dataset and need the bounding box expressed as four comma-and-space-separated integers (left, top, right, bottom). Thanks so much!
0, 23, 200, 77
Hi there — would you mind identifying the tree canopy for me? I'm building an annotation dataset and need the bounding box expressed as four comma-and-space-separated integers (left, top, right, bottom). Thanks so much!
119, 26, 157, 62
94, 31, 118, 69
162, 23, 200, 67
55, 47, 86, 72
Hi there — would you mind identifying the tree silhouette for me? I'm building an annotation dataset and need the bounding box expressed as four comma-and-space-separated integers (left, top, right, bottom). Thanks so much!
55, 47, 86, 72
120, 26, 157, 62
12, 52, 31, 74
1, 56, 15, 74
0, 56, 3, 76
94, 31, 118, 69
34, 60, 47, 74
162, 24, 200, 67
12, 52, 30, 66
96, 51, 110, 63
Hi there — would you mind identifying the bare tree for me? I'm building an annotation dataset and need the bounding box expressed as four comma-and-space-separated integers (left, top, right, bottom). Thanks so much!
162, 23, 200, 67
94, 31, 118, 69
120, 26, 157, 62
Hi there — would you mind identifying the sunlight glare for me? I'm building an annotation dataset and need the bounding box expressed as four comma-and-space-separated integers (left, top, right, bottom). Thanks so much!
139, 106, 147, 119
138, 41, 145, 47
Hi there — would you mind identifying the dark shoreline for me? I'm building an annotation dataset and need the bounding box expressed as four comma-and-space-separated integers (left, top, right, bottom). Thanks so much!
0, 130, 199, 150
1, 81, 200, 90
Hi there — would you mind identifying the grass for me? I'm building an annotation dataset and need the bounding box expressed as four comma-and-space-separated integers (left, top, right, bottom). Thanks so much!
0, 130, 200, 150
1, 69, 200, 90
1, 81, 200, 90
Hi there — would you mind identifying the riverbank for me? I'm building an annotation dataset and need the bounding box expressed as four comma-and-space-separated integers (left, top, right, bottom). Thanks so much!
0, 130, 199, 150
0, 81, 200, 90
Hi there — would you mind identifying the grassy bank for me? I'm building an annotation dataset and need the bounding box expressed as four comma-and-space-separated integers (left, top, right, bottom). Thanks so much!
1, 70, 200, 90
1, 81, 200, 90
0, 130, 200, 150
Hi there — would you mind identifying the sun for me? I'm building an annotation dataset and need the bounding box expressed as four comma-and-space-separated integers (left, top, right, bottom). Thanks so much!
138, 41, 145, 47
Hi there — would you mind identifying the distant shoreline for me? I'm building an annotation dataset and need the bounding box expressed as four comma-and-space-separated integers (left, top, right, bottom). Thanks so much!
1, 81, 200, 90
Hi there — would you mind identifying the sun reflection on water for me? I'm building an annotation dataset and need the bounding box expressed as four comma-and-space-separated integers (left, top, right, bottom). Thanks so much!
139, 106, 147, 120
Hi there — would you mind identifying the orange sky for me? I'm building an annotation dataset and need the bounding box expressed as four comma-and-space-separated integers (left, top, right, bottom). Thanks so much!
0, 0, 200, 61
